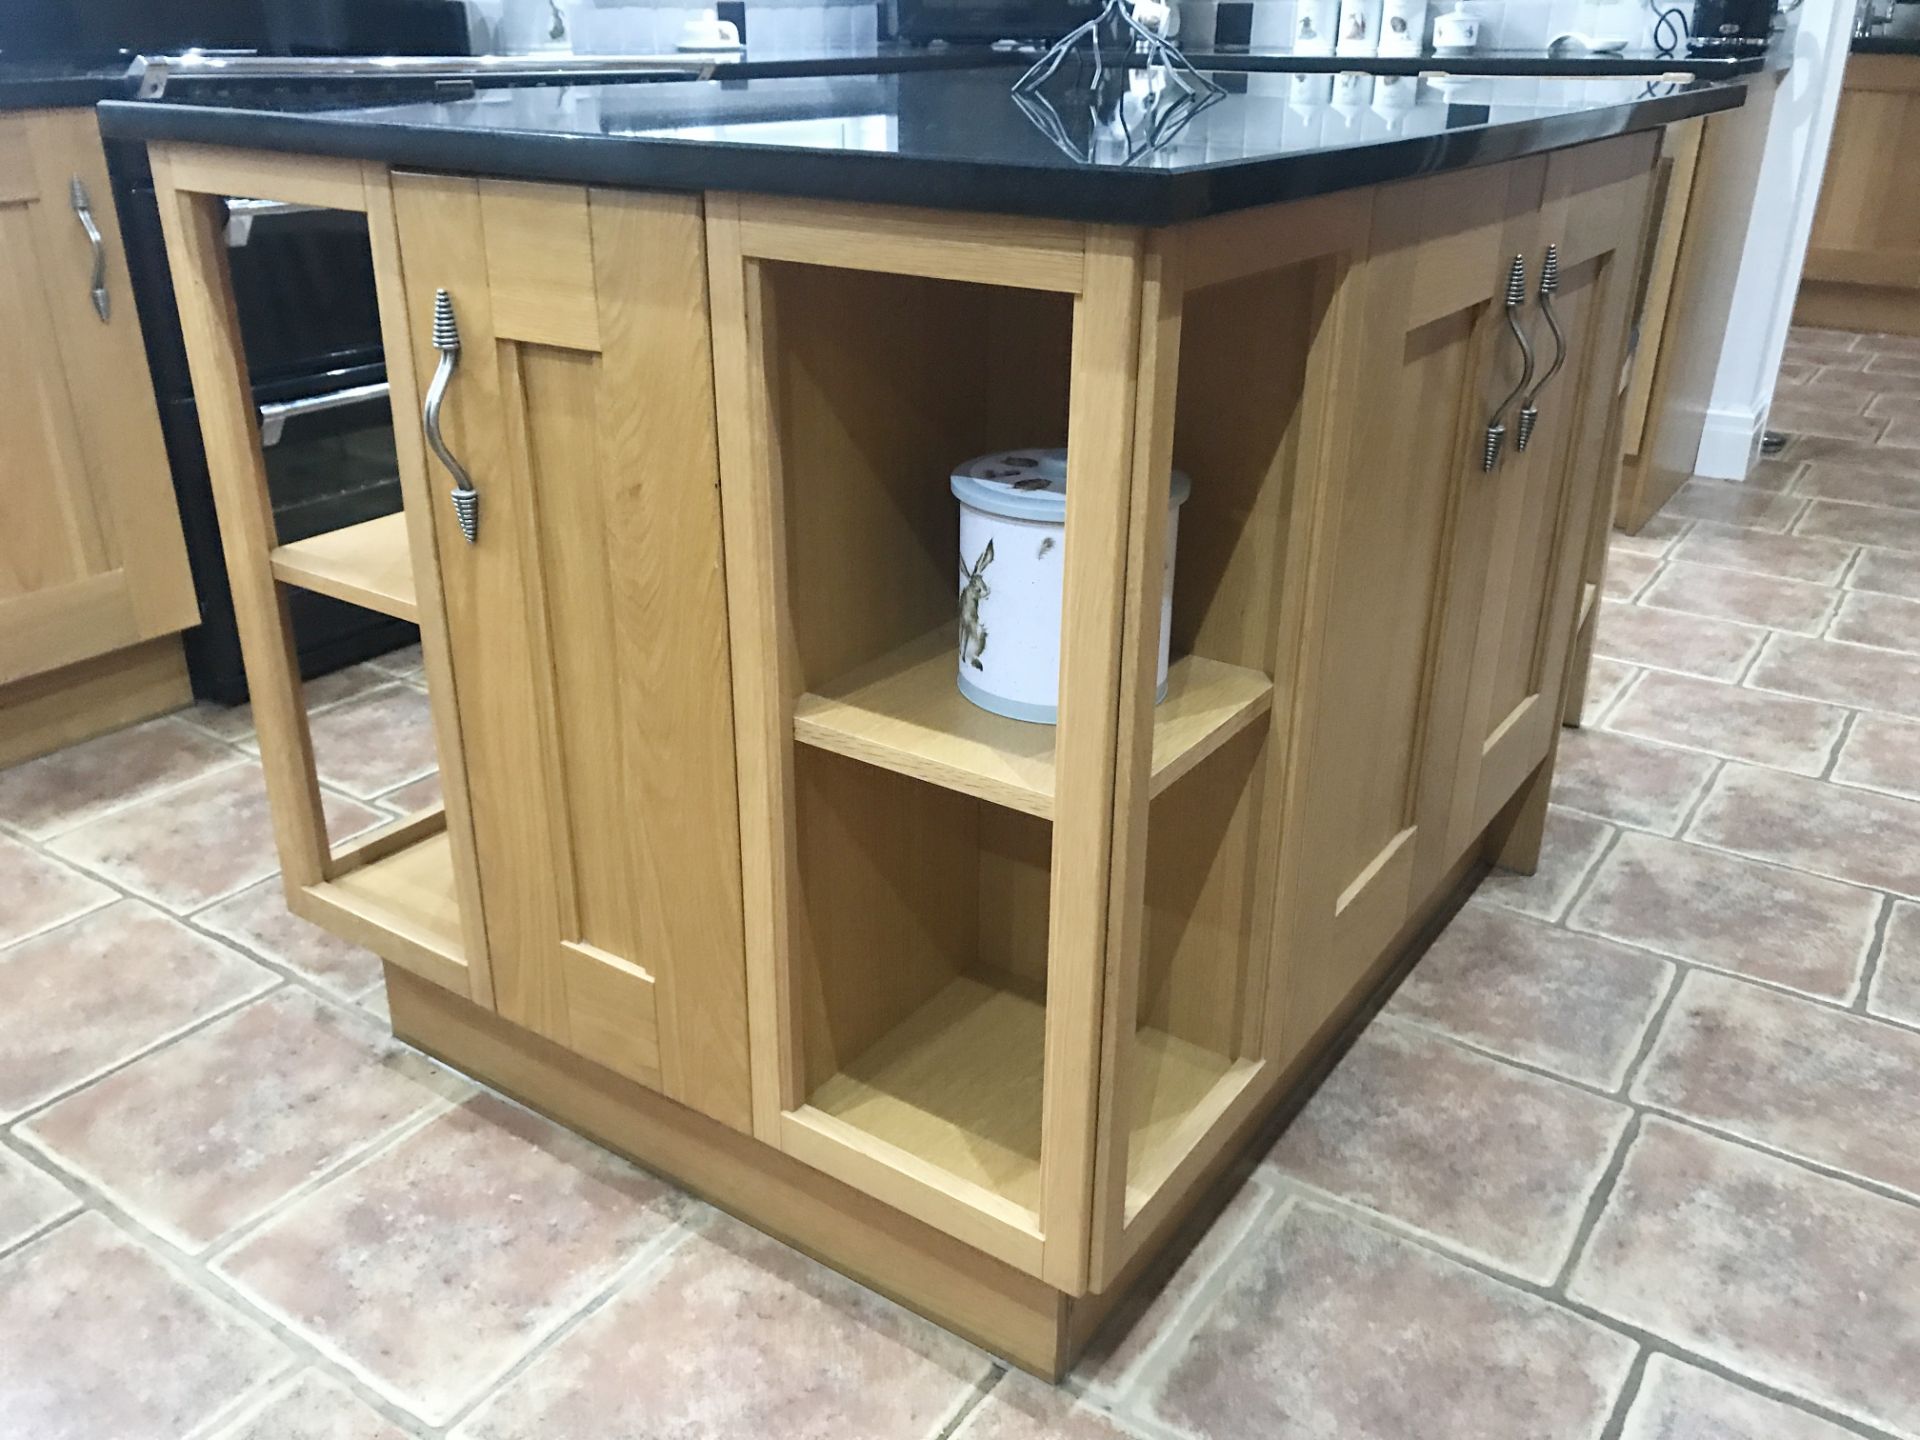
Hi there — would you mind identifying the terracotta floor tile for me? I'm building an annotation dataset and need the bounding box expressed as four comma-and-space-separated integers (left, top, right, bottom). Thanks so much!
273, 685, 439, 802
0, 718, 238, 839
1640, 562, 1839, 636
1742, 453, 1807, 491
1784, 337, 1866, 368
376, 770, 442, 817
47, 763, 382, 913
1140, 1201, 1635, 1440
216, 1093, 691, 1425
1667, 521, 1857, 584
1635, 970, 1920, 1199
1833, 711, 1920, 801
1265, 1021, 1630, 1281
216, 1371, 417, 1440
1569, 831, 1878, 1001
1610, 514, 1690, 557
0, 1212, 290, 1440
452, 1215, 991, 1440
1601, 669, 1847, 776
1850, 545, 1920, 601
954, 1374, 1138, 1439
1578, 656, 1638, 723
0, 900, 274, 1121
1388, 900, 1672, 1089
1746, 632, 1920, 719
1621, 1355, 1859, 1440
1804, 365, 1920, 401
197, 878, 384, 1003
1797, 497, 1920, 553
0, 834, 112, 947
1594, 598, 1767, 681
1868, 390, 1920, 422
1882, 415, 1920, 448
1795, 460, 1920, 511
186, 663, 391, 744
1769, 397, 1883, 444
21, 989, 465, 1253
1775, 359, 1819, 386
1829, 588, 1920, 654
1687, 761, 1920, 898
1869, 899, 1920, 1028
1789, 324, 1861, 348
1473, 804, 1613, 921
1868, 350, 1920, 377
1074, 1177, 1274, 1394
1551, 728, 1719, 835
0, 1148, 77, 1255
1569, 1118, 1920, 1437
1787, 431, 1920, 469
1659, 479, 1806, 532
1604, 550, 1660, 601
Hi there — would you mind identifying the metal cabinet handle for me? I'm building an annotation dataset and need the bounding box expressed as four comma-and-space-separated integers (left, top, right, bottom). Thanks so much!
422, 289, 479, 544
1516, 244, 1567, 452
1484, 254, 1533, 472
69, 178, 109, 323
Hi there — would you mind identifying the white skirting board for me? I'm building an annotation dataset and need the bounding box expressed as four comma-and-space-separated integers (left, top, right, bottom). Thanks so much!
1694, 402, 1770, 481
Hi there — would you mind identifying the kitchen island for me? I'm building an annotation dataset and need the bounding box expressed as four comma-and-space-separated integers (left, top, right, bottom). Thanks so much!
103, 63, 1746, 1375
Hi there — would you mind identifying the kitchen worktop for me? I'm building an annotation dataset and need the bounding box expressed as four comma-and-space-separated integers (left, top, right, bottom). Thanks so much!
100, 66, 1746, 225
0, 59, 132, 110
1187, 44, 1774, 75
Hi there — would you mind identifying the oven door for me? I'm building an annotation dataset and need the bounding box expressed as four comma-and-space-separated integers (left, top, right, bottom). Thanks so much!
254, 366, 405, 542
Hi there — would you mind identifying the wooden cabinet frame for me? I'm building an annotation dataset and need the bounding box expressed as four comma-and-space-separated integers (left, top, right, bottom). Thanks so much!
148, 145, 492, 1003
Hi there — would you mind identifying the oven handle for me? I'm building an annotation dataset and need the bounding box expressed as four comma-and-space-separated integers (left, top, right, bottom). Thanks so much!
226, 197, 322, 248
257, 381, 391, 448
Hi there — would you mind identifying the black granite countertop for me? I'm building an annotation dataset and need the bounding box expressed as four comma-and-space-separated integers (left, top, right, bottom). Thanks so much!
1185, 44, 1773, 75
1853, 33, 1920, 54
0, 58, 134, 111
99, 66, 1748, 226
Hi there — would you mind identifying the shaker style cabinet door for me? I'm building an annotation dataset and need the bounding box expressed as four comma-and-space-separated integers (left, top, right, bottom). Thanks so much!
0, 110, 196, 684
388, 173, 752, 1131
1444, 136, 1655, 855
1276, 158, 1543, 1060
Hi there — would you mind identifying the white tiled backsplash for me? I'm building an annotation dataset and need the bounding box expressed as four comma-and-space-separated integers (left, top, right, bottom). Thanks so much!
1179, 0, 1663, 51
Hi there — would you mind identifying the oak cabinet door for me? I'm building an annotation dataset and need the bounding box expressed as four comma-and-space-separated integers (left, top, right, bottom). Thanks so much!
0, 110, 195, 684
1446, 137, 1654, 853
1805, 56, 1920, 291
389, 174, 752, 1131
1278, 160, 1543, 1057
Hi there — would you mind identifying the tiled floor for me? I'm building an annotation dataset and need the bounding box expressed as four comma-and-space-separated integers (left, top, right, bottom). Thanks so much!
7, 329, 1920, 1437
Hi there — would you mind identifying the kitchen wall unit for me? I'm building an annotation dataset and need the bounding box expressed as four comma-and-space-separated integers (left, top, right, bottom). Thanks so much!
0, 108, 196, 758
147, 131, 1653, 1375
1797, 51, 1920, 336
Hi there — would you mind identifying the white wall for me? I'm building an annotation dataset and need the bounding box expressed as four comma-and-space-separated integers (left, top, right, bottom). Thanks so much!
1693, 0, 1859, 477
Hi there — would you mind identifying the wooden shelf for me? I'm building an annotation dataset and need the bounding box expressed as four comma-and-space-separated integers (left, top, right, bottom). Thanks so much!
794, 972, 1252, 1237
793, 629, 1274, 820
269, 512, 418, 622
297, 821, 467, 995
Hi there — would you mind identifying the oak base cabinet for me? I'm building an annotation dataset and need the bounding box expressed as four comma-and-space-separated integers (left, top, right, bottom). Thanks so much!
149, 132, 1655, 1375
0, 109, 195, 704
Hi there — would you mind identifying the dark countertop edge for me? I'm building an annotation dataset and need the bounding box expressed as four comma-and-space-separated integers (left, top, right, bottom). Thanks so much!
1852, 35, 1920, 55
1191, 49, 1769, 75
98, 78, 1745, 227
0, 72, 126, 111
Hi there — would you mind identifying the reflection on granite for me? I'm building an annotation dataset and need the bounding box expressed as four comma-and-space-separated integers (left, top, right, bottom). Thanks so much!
100, 66, 1747, 223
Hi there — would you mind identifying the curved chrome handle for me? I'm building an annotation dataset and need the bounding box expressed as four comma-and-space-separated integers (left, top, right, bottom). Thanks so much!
1484, 254, 1534, 471
422, 289, 478, 544
69, 178, 109, 323
1517, 244, 1567, 452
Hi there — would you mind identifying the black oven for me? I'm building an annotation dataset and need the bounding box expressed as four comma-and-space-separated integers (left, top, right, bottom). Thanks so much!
111, 136, 419, 703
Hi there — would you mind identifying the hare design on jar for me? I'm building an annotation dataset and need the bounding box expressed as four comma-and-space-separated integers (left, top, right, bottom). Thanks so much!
959, 539, 994, 671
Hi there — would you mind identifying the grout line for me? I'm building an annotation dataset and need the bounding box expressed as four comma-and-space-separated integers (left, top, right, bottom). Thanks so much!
1671, 757, 1726, 840
934, 1366, 1004, 1440
1593, 1345, 1652, 1440
1820, 708, 1861, 781
0, 890, 121, 954
14, 751, 252, 845
1852, 892, 1897, 1016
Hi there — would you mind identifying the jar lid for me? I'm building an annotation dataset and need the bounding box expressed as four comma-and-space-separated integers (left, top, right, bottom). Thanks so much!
950, 447, 1192, 523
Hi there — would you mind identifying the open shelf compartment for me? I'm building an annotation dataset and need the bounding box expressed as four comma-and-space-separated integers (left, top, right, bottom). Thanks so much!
269, 511, 418, 621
